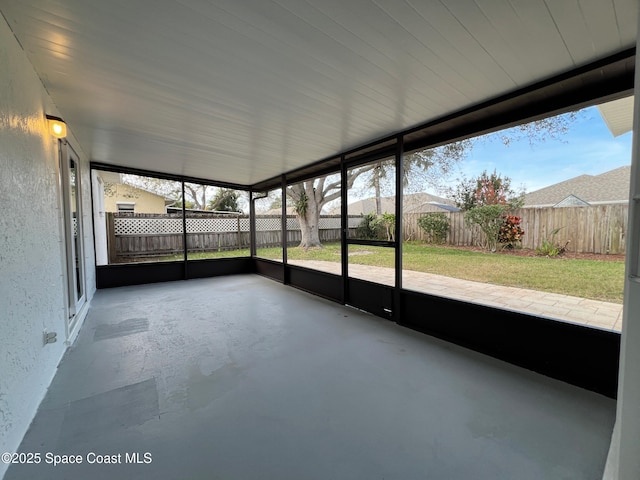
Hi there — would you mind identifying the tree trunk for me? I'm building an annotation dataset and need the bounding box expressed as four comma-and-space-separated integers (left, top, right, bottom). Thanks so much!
298, 210, 322, 249
374, 166, 382, 215
287, 171, 359, 250
298, 188, 323, 249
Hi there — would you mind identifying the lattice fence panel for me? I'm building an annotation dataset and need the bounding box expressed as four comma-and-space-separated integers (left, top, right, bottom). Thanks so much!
285, 215, 359, 230
286, 217, 300, 229
114, 214, 363, 236
115, 217, 184, 235
186, 217, 240, 233
324, 216, 360, 228
255, 216, 282, 232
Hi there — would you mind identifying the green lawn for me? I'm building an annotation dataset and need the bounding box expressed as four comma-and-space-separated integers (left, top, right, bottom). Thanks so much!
402, 243, 624, 303
145, 241, 625, 303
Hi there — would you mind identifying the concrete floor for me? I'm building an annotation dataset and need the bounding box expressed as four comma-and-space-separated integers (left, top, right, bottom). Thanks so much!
6, 275, 615, 480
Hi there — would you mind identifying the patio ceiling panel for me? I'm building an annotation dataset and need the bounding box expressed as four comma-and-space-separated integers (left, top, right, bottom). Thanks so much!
0, 0, 637, 186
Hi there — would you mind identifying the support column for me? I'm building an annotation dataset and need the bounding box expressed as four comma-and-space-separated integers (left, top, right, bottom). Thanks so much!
604, 15, 640, 479
249, 191, 257, 257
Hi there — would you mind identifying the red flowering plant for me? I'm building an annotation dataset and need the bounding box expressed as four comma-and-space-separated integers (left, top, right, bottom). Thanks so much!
498, 214, 525, 249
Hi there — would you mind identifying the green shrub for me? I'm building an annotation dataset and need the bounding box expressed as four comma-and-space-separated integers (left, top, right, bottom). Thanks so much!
417, 213, 450, 244
355, 212, 386, 240
380, 213, 395, 241
535, 227, 569, 257
464, 204, 510, 251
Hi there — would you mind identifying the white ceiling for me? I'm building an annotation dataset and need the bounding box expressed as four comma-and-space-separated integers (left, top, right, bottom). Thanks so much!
1, 0, 637, 186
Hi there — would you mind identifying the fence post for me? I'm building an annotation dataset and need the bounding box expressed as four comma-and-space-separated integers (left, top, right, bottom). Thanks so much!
106, 212, 117, 263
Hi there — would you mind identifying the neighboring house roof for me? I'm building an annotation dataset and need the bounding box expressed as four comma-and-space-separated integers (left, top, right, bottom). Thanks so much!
553, 194, 590, 208
343, 192, 458, 215
523, 166, 630, 207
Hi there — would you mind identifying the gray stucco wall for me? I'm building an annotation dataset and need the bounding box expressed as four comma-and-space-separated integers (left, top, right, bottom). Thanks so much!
0, 16, 95, 478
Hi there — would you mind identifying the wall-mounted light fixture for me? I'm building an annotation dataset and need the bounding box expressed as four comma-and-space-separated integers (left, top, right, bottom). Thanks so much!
46, 114, 67, 139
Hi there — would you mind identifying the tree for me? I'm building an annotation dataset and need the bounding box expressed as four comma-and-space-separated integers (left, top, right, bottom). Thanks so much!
449, 169, 524, 210
495, 113, 579, 147
288, 174, 348, 249
450, 170, 524, 251
288, 141, 471, 249
208, 188, 242, 212
268, 196, 283, 212
368, 162, 390, 215
464, 204, 511, 252
362, 141, 473, 214
183, 183, 212, 210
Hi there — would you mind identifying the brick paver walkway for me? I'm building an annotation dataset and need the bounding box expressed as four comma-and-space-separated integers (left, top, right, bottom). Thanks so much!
288, 260, 623, 332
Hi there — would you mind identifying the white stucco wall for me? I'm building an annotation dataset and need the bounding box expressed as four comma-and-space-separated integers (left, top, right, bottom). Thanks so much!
0, 17, 95, 479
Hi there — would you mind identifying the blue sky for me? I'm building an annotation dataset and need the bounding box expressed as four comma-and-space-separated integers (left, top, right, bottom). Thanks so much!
443, 105, 633, 195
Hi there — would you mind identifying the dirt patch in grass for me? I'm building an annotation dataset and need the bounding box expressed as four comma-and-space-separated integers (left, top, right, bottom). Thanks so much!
444, 245, 625, 262
348, 250, 375, 256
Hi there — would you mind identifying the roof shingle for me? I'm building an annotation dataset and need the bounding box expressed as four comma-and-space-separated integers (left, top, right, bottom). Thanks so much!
523, 166, 630, 207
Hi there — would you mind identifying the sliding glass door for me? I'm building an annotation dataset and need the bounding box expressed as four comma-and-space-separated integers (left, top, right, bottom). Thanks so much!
60, 142, 85, 331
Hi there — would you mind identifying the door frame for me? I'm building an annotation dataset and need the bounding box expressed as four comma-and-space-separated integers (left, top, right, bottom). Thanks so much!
59, 140, 86, 336
341, 148, 400, 318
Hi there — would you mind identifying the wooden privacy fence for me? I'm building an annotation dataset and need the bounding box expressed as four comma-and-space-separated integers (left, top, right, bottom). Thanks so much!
107, 213, 361, 261
108, 206, 626, 260
403, 204, 628, 254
